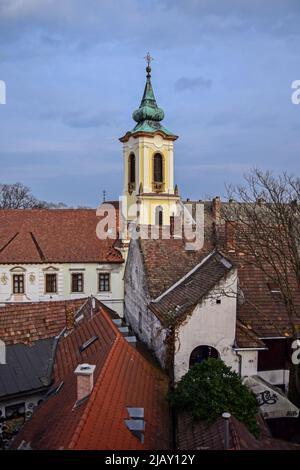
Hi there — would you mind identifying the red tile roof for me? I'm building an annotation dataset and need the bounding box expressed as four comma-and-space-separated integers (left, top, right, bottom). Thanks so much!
0, 298, 89, 345
177, 412, 300, 450
236, 261, 300, 338
11, 304, 170, 450
0, 209, 123, 264
149, 251, 233, 326
235, 320, 266, 349
139, 238, 212, 299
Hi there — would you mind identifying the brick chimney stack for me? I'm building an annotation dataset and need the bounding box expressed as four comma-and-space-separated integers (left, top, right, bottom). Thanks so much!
225, 221, 236, 252
74, 363, 96, 402
65, 305, 74, 332
212, 196, 221, 225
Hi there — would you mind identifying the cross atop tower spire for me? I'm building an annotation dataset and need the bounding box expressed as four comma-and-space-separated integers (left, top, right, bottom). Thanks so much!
144, 52, 153, 77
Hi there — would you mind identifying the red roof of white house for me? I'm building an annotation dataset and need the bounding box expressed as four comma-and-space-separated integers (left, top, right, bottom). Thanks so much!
0, 209, 123, 264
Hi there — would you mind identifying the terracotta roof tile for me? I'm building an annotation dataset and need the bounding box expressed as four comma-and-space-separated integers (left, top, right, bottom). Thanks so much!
235, 320, 266, 349
149, 251, 233, 326
11, 305, 170, 450
0, 209, 123, 264
177, 412, 300, 450
139, 238, 213, 299
0, 298, 88, 344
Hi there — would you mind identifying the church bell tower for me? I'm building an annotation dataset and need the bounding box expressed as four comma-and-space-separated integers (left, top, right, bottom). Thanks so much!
119, 54, 180, 227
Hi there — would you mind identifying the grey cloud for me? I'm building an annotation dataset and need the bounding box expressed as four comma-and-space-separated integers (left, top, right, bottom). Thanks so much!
63, 113, 110, 129
1, 0, 299, 60
175, 76, 212, 92
40, 109, 116, 129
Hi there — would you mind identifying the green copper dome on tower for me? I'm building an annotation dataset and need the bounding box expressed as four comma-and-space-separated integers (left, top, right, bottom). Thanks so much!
123, 54, 177, 139
132, 63, 165, 124
119, 54, 178, 142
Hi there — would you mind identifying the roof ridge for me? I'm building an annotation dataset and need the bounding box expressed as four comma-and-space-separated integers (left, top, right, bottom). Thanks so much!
68, 306, 123, 449
68, 333, 121, 449
153, 249, 231, 303
68, 306, 164, 449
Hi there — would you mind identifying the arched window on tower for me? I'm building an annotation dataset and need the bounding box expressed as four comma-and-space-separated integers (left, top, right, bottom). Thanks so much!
153, 153, 163, 192
128, 153, 136, 194
155, 206, 163, 226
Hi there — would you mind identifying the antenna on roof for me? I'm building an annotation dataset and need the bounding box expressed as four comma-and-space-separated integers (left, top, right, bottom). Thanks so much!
102, 190, 107, 203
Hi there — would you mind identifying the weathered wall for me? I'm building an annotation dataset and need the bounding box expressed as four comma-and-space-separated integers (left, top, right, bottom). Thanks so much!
239, 350, 258, 377
174, 271, 239, 382
258, 369, 290, 389
124, 239, 168, 367
0, 263, 125, 316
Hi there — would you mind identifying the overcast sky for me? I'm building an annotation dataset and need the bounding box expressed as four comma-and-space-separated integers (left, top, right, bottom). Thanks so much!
0, 0, 299, 206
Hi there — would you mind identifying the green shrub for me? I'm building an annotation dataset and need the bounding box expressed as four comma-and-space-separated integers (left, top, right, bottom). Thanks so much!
169, 358, 259, 436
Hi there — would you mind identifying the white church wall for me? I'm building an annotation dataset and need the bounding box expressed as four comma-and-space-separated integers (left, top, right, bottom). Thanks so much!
174, 271, 239, 383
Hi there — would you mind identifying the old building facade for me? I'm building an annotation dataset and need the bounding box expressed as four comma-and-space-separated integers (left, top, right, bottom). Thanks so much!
0, 209, 125, 316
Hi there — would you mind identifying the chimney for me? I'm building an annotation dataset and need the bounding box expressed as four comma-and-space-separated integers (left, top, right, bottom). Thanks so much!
257, 197, 265, 206
65, 305, 74, 332
74, 363, 96, 402
222, 412, 231, 450
170, 215, 175, 237
225, 220, 236, 252
212, 196, 221, 224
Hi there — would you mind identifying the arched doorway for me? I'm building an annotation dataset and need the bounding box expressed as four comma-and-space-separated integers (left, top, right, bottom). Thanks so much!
189, 345, 219, 368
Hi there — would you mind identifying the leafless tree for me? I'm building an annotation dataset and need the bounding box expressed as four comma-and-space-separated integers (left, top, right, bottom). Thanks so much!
0, 182, 47, 209
222, 169, 300, 402
0, 183, 69, 209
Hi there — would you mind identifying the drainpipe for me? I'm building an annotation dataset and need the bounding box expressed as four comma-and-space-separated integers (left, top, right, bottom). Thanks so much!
168, 326, 177, 451
235, 349, 243, 377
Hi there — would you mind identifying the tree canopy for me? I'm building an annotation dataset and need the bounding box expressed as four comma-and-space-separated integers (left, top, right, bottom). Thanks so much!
169, 359, 259, 436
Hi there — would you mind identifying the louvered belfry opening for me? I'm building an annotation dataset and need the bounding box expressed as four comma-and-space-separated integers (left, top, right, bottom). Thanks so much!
153, 153, 163, 183
129, 153, 136, 184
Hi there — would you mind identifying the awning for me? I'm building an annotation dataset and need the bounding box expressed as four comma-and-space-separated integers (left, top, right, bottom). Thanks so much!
243, 375, 299, 419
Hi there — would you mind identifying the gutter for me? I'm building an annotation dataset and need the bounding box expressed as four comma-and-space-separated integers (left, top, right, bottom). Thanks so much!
233, 347, 268, 351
